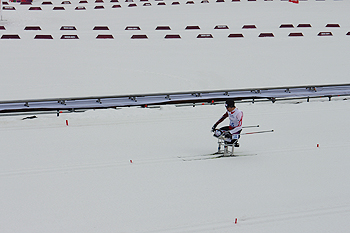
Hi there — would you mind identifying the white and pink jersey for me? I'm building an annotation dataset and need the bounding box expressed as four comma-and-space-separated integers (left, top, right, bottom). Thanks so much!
215, 107, 243, 134
227, 108, 243, 134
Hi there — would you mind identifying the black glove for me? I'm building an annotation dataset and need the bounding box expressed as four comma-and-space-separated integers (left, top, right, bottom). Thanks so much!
211, 125, 217, 132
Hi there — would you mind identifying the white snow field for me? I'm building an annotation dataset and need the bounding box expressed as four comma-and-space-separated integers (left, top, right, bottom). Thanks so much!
1, 99, 350, 232
1, 0, 350, 232
1, 0, 350, 100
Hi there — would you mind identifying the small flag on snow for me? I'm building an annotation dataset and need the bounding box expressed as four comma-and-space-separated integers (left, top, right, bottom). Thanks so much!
289, 0, 299, 3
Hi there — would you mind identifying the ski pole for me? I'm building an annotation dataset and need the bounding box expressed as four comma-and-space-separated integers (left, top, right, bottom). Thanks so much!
241, 129, 274, 135
242, 125, 259, 129
212, 125, 259, 132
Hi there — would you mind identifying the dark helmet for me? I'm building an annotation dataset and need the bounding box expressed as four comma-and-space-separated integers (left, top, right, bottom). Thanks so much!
225, 99, 235, 108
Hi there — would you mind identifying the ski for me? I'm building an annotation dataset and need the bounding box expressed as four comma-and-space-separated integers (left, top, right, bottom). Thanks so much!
179, 153, 256, 161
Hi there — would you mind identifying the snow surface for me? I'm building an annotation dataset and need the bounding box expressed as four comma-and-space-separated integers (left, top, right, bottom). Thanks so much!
1, 0, 350, 232
1, 0, 350, 100
1, 99, 350, 232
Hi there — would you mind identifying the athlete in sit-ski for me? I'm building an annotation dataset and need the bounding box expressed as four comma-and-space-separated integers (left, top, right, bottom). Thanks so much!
212, 99, 243, 146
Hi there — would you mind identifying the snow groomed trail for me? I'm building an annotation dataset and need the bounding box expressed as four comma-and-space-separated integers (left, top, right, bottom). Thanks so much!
1, 0, 350, 232
1, 99, 350, 232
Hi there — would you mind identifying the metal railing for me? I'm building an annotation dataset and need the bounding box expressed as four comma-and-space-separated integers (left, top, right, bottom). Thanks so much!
1, 83, 350, 113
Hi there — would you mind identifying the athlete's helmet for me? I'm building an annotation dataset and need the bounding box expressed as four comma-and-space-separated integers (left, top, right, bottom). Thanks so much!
225, 99, 235, 108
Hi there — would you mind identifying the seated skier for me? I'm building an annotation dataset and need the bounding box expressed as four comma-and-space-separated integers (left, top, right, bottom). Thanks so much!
211, 99, 243, 147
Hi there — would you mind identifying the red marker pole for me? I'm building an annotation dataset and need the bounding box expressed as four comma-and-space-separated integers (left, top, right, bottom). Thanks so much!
66, 120, 69, 126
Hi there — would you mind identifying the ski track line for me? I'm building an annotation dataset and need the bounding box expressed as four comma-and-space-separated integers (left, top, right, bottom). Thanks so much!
179, 142, 350, 162
0, 157, 183, 177
2, 143, 347, 178
240, 205, 350, 226
0, 162, 130, 177
0, 150, 257, 177
124, 218, 236, 233
256, 143, 350, 156
1, 142, 347, 177
120, 205, 350, 233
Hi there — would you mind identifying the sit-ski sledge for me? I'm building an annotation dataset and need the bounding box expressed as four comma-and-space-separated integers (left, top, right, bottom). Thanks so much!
213, 129, 240, 157
213, 125, 274, 157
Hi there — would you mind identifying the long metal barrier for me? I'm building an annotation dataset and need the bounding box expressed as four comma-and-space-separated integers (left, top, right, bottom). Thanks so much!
1, 83, 350, 113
